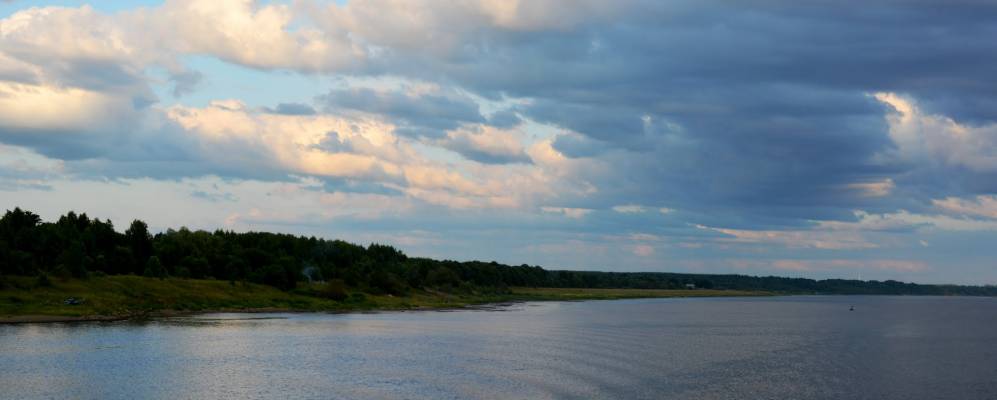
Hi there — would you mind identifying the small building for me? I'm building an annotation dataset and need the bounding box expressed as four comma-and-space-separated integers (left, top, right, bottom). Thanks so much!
684, 283, 696, 289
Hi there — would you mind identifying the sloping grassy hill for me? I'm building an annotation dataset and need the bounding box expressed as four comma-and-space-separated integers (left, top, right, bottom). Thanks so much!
1, 275, 341, 319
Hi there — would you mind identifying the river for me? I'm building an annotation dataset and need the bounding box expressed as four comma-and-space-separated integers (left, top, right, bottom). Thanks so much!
2, 295, 996, 399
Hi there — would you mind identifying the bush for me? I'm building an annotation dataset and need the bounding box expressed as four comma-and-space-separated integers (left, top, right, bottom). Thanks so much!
370, 270, 406, 295
143, 256, 167, 279
51, 264, 72, 279
347, 292, 367, 303
260, 264, 295, 291
35, 272, 52, 287
320, 279, 349, 301
174, 266, 192, 279
427, 267, 460, 289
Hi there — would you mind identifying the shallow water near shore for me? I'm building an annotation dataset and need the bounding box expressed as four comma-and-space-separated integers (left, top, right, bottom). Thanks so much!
2, 295, 996, 399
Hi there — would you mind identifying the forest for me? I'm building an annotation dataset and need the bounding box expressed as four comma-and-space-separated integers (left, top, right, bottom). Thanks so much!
2, 207, 995, 296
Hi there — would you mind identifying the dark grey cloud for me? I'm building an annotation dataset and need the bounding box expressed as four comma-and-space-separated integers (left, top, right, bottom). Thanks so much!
190, 190, 237, 202
312, 131, 353, 153
169, 69, 203, 97
439, 136, 531, 165
0, 45, 151, 96
5, 0, 997, 234
0, 126, 110, 161
315, 177, 403, 196
550, 133, 608, 158
356, 0, 997, 226
50, 59, 146, 92
527, 99, 645, 146
0, 153, 56, 192
486, 109, 522, 129
265, 102, 316, 116
318, 87, 486, 138
443, 145, 529, 165
0, 109, 295, 183
0, 180, 51, 191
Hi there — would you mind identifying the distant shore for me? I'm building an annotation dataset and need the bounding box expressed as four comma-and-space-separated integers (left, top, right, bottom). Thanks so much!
0, 275, 769, 324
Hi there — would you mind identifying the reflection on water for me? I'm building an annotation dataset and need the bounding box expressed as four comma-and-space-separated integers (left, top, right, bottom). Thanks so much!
2, 296, 996, 399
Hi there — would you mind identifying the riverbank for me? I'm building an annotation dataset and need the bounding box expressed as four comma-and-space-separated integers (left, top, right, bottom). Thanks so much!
0, 275, 770, 323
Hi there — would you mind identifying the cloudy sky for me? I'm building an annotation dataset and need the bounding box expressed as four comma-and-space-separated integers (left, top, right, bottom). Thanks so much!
2, 0, 997, 284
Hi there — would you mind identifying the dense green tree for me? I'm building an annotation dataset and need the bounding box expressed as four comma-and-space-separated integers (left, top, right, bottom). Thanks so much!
2, 207, 997, 296
0, 208, 41, 273
125, 220, 153, 273
109, 246, 135, 275
179, 256, 211, 279
59, 241, 88, 278
427, 266, 460, 289
0, 239, 9, 276
258, 264, 293, 290
144, 256, 167, 279
370, 270, 406, 295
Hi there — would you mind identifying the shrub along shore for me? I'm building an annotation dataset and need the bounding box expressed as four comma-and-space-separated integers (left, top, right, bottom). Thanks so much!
0, 275, 768, 323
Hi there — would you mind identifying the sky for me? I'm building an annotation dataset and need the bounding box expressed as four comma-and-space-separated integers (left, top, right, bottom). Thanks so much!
2, 1, 997, 285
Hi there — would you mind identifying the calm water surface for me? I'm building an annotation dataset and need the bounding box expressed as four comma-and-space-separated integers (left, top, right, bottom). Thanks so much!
2, 296, 996, 399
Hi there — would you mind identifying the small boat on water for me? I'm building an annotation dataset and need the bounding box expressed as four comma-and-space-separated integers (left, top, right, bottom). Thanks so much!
849, 306, 854, 311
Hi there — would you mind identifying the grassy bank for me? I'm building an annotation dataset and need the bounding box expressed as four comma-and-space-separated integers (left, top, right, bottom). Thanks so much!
0, 275, 770, 323
509, 287, 770, 300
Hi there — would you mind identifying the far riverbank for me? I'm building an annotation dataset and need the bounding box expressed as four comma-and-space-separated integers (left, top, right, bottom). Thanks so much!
0, 275, 769, 324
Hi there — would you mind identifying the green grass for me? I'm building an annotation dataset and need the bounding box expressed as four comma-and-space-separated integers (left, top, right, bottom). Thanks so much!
0, 275, 337, 318
508, 287, 769, 300
0, 275, 770, 322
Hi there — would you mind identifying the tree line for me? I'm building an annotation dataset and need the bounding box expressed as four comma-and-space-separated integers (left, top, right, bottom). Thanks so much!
2, 207, 995, 296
